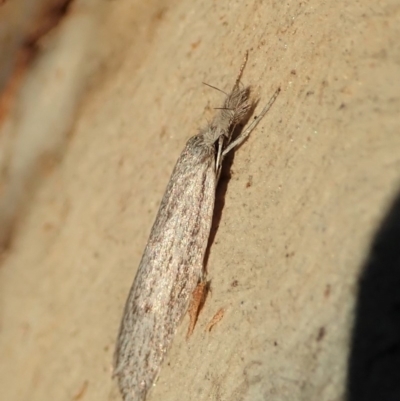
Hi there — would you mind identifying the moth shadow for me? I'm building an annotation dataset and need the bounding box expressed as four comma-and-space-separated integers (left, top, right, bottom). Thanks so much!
203, 99, 259, 272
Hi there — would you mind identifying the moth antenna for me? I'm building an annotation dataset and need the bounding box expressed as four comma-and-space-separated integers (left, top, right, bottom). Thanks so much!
202, 82, 228, 96
232, 50, 249, 91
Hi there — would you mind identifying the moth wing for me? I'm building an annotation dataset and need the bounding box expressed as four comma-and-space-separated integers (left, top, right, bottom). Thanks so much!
115, 144, 216, 401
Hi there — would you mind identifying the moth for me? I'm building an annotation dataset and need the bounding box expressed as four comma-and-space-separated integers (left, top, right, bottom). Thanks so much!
114, 53, 280, 401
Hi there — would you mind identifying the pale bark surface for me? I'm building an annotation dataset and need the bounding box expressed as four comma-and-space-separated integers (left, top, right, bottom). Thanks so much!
1, 1, 399, 401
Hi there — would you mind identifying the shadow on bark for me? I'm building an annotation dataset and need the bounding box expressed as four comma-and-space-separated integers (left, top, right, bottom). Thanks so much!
347, 189, 400, 401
